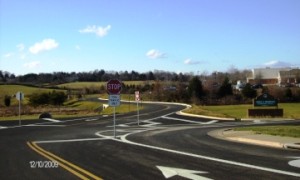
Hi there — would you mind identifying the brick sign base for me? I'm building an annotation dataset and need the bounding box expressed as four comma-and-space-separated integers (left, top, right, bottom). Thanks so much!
248, 109, 283, 117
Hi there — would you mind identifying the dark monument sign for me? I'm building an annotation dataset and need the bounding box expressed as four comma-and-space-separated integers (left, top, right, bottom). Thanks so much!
249, 93, 283, 117
254, 93, 278, 107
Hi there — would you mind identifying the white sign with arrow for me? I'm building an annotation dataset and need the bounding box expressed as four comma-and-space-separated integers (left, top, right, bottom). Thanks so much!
156, 166, 212, 180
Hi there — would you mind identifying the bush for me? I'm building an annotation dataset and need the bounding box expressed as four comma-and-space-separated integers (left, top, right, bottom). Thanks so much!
242, 83, 257, 99
29, 91, 67, 107
39, 112, 52, 119
4, 95, 11, 107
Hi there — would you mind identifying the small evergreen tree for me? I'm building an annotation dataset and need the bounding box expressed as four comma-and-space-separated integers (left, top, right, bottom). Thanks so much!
50, 91, 67, 106
285, 88, 293, 101
188, 77, 204, 100
218, 77, 233, 98
4, 95, 11, 107
242, 83, 257, 99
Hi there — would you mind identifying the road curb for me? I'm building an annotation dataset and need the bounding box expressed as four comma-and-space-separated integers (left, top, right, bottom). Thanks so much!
208, 128, 300, 150
283, 143, 300, 150
176, 111, 235, 121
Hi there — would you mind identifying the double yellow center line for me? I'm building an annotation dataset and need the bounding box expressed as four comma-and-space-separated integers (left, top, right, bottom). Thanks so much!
27, 141, 103, 180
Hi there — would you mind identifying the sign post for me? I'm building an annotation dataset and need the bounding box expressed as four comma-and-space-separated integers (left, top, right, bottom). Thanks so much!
16, 91, 24, 126
135, 91, 140, 126
106, 79, 122, 138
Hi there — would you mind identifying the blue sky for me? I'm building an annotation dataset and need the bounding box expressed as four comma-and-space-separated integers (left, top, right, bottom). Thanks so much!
1, 0, 299, 75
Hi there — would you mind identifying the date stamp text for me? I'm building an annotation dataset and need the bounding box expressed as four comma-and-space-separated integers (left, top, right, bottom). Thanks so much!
29, 161, 59, 168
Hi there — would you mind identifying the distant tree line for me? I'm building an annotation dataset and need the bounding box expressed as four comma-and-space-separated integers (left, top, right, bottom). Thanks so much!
2, 68, 299, 105
0, 68, 251, 85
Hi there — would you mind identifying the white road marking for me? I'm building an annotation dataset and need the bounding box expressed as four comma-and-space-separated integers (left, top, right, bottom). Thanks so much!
35, 137, 108, 144
156, 166, 212, 180
85, 118, 99, 122
289, 159, 300, 168
200, 120, 218, 125
42, 118, 61, 122
287, 157, 300, 168
117, 124, 129, 127
161, 116, 204, 124
161, 114, 218, 125
113, 129, 300, 178
141, 119, 161, 127
25, 124, 66, 127
0, 126, 7, 129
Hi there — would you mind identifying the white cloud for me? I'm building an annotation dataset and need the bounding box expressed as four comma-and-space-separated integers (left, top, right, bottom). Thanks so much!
146, 49, 166, 59
29, 39, 59, 54
263, 60, 292, 68
24, 61, 41, 68
17, 43, 25, 51
3, 53, 13, 58
79, 25, 111, 37
184, 58, 202, 65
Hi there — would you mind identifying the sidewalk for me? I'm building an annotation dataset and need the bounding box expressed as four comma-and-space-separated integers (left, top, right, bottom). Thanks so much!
208, 128, 300, 150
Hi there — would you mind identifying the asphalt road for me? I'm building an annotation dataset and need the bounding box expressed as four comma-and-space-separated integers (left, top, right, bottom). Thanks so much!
1, 102, 300, 180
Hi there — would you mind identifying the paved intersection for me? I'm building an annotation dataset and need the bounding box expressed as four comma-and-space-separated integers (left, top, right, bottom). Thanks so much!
1, 102, 300, 179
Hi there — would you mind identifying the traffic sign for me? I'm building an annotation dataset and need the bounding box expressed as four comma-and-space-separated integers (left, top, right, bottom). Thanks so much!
16, 92, 24, 101
107, 79, 122, 94
109, 95, 120, 107
135, 91, 140, 101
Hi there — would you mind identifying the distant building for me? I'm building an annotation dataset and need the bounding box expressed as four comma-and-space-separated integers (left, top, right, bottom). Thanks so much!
247, 67, 300, 86
279, 69, 300, 86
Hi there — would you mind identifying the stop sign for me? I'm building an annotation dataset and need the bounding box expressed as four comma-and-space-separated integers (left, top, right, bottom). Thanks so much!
106, 79, 122, 94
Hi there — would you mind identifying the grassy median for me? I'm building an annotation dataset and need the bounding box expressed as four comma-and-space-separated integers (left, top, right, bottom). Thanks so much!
234, 126, 300, 138
184, 103, 300, 119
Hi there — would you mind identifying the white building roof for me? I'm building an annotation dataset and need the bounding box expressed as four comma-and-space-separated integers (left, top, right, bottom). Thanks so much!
252, 68, 291, 79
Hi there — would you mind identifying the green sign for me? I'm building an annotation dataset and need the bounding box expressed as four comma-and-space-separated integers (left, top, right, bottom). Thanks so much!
254, 93, 278, 107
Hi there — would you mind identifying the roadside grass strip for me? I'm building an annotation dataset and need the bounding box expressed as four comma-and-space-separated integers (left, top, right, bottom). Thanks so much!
27, 141, 103, 180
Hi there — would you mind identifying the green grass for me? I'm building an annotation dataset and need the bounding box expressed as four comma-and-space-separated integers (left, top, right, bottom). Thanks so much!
56, 81, 154, 89
0, 85, 66, 106
0, 96, 142, 120
234, 126, 300, 138
184, 103, 300, 119
57, 82, 106, 89
0, 85, 65, 95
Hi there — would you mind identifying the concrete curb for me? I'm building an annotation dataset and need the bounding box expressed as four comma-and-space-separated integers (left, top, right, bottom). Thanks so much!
208, 128, 300, 150
177, 111, 235, 121
283, 143, 300, 150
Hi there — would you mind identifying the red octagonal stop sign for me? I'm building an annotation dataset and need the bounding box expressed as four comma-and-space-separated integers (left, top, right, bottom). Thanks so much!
106, 79, 122, 94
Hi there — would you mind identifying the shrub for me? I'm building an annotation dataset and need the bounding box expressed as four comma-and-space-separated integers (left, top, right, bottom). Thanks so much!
4, 95, 11, 107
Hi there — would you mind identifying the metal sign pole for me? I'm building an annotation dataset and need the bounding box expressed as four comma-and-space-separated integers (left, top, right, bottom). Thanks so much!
19, 97, 21, 126
113, 107, 116, 138
137, 101, 139, 126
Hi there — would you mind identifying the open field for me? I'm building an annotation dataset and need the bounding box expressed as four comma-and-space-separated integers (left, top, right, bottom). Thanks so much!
1, 84, 300, 120
234, 126, 300, 138
0, 85, 66, 106
184, 103, 300, 119
56, 81, 154, 89
0, 85, 65, 96
0, 90, 143, 121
